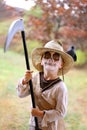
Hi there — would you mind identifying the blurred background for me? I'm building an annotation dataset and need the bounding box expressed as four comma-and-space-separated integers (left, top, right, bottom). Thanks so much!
0, 0, 87, 130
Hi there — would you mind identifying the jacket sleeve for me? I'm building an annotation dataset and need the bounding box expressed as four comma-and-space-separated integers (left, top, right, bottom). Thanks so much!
16, 77, 30, 98
41, 82, 68, 127
16, 72, 38, 98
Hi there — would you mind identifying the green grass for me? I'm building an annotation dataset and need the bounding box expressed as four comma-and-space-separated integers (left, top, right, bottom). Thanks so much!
65, 69, 87, 130
0, 48, 31, 130
0, 19, 15, 34
0, 48, 87, 130
75, 50, 87, 65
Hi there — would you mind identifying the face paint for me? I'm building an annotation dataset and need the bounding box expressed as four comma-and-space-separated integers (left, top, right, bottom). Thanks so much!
41, 52, 62, 73
43, 51, 60, 61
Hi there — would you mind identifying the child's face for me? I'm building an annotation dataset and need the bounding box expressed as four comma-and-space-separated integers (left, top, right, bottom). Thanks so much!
41, 51, 63, 73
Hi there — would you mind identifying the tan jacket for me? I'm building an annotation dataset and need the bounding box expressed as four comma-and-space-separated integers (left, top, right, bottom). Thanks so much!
16, 72, 68, 130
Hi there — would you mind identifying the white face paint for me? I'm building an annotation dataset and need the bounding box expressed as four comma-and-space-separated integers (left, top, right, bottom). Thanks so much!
41, 52, 63, 74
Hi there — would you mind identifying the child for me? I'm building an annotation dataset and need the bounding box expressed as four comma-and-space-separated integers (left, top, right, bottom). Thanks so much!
16, 40, 74, 130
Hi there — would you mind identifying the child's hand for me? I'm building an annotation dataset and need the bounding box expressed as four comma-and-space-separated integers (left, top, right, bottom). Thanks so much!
31, 107, 44, 118
22, 70, 33, 85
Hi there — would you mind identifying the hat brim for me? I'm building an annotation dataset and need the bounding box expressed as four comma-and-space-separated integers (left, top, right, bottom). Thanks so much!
32, 47, 74, 76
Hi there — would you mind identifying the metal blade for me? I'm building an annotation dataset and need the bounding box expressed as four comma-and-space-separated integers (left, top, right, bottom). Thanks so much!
4, 18, 24, 52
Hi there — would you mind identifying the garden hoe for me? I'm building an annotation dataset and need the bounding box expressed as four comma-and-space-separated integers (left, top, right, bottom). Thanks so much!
4, 18, 41, 130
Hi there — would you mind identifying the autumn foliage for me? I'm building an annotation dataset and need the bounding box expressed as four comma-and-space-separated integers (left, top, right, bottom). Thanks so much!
26, 0, 87, 50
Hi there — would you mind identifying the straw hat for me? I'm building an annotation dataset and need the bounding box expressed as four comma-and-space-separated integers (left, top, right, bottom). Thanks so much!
32, 40, 74, 76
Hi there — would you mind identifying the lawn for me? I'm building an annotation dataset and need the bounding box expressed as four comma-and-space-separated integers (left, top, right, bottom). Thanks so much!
0, 48, 87, 130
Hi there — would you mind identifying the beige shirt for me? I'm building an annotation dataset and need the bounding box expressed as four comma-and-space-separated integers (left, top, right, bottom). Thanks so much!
16, 72, 68, 130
